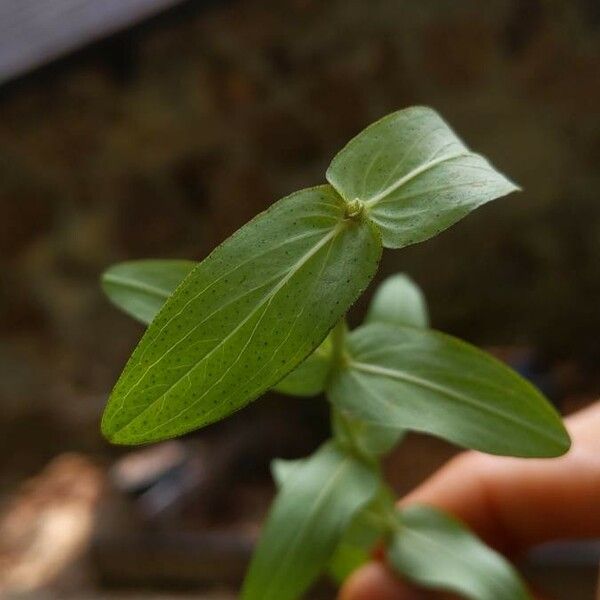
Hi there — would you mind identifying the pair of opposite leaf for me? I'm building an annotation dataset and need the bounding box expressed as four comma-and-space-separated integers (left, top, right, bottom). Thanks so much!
101, 106, 570, 600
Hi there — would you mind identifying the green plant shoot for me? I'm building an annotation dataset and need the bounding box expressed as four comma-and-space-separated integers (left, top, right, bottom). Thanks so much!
100, 106, 570, 599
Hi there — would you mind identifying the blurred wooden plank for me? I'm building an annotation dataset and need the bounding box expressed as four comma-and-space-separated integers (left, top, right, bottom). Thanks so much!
92, 530, 253, 588
0, 0, 186, 84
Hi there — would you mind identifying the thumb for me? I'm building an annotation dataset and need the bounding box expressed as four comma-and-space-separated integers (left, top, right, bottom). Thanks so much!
340, 562, 553, 600
340, 563, 428, 600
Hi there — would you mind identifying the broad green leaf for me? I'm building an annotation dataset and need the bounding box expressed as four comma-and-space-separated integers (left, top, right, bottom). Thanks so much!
274, 334, 333, 397
326, 106, 519, 249
243, 443, 379, 600
272, 456, 387, 585
102, 185, 381, 444
366, 273, 429, 328
102, 259, 196, 325
102, 259, 333, 398
329, 323, 570, 457
332, 407, 403, 458
388, 505, 531, 600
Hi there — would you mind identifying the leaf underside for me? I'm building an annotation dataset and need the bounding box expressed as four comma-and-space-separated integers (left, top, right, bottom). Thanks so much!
273, 333, 333, 397
243, 443, 378, 600
271, 455, 383, 585
102, 185, 381, 444
102, 259, 332, 397
330, 323, 570, 457
327, 106, 519, 249
389, 505, 531, 600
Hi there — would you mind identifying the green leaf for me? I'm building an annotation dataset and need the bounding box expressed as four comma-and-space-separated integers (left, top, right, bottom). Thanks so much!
272, 456, 388, 585
388, 505, 531, 600
329, 323, 570, 457
271, 452, 379, 584
366, 273, 429, 328
102, 260, 196, 325
102, 185, 381, 444
326, 106, 519, 249
332, 407, 403, 458
274, 334, 333, 397
102, 259, 333, 398
243, 443, 379, 600
271, 457, 305, 488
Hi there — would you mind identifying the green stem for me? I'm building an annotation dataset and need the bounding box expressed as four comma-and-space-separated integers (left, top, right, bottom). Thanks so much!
328, 317, 400, 545
330, 318, 348, 366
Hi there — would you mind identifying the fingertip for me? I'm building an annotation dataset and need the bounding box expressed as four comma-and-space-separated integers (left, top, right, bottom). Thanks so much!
339, 562, 422, 600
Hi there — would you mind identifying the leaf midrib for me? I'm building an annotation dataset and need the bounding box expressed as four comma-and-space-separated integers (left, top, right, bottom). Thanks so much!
136, 226, 338, 440
258, 455, 353, 600
397, 524, 522, 599
109, 223, 344, 438
365, 151, 469, 208
131, 226, 332, 379
103, 273, 172, 299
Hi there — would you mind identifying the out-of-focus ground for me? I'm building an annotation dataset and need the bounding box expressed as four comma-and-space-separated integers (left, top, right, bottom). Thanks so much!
1, 0, 599, 597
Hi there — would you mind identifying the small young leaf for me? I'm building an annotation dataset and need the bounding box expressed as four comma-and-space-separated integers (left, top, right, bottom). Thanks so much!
365, 273, 429, 328
274, 335, 333, 397
102, 259, 196, 325
243, 443, 379, 600
333, 408, 403, 458
388, 505, 531, 600
326, 106, 519, 249
271, 457, 305, 487
329, 323, 570, 457
102, 186, 381, 444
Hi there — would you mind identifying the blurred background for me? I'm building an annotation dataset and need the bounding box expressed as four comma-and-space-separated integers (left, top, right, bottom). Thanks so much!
0, 0, 599, 598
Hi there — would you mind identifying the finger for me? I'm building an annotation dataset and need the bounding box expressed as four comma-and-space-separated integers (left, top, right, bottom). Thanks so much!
340, 562, 426, 600
400, 401, 600, 553
339, 402, 600, 600
339, 561, 550, 600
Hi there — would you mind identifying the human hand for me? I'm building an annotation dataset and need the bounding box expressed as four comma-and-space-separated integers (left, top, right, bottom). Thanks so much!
339, 401, 600, 600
